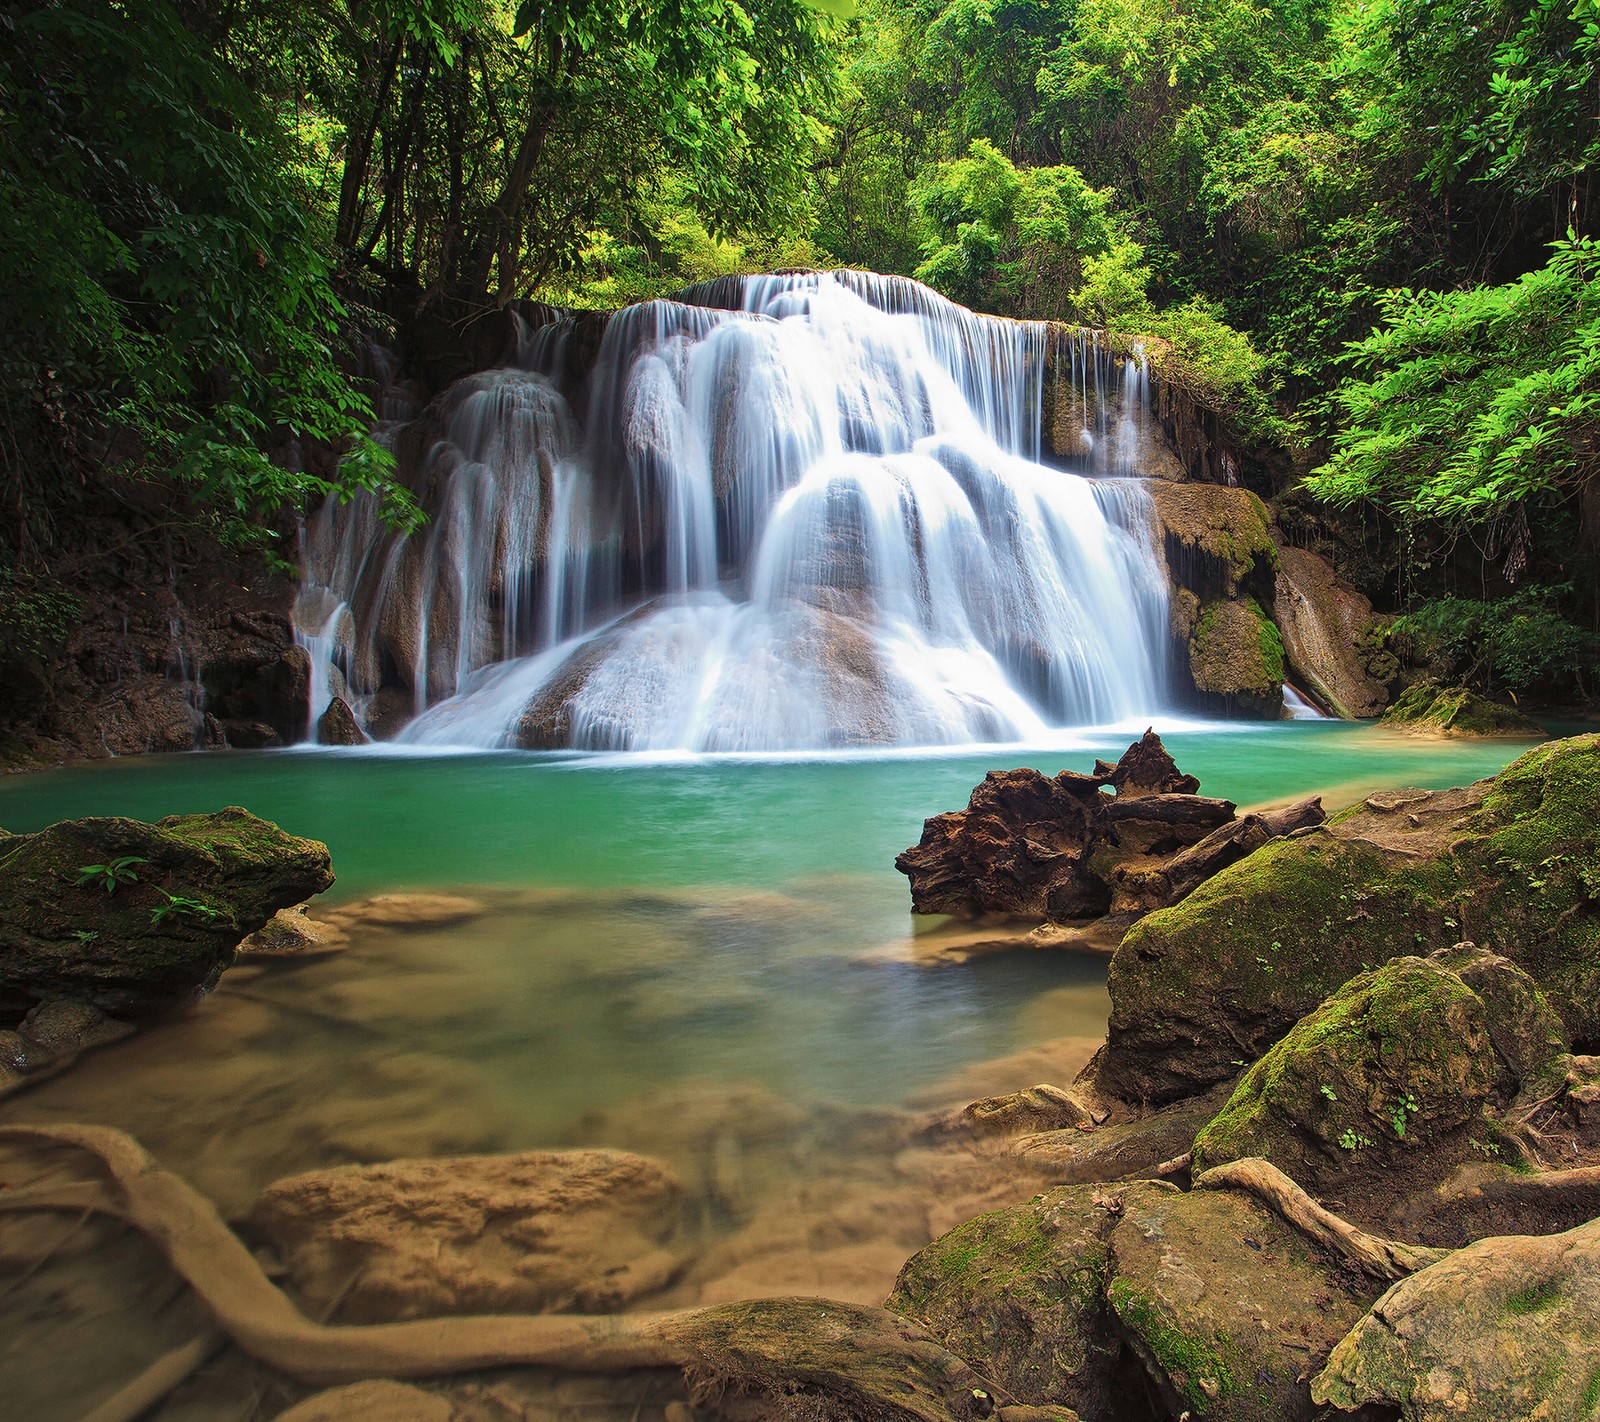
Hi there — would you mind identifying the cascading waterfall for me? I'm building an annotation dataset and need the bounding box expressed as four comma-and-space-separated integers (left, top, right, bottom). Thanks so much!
297, 271, 1174, 752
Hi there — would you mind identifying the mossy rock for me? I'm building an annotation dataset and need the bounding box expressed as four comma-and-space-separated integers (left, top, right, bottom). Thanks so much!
1145, 482, 1277, 601
0, 806, 334, 1020
1108, 1186, 1380, 1422
886, 1183, 1143, 1418
1313, 1216, 1600, 1421
1190, 957, 1498, 1189
1380, 682, 1544, 737
1091, 735, 1600, 1104
1188, 597, 1285, 715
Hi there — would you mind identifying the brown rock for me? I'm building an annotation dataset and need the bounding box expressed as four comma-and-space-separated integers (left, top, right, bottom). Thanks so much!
245, 1148, 687, 1322
1273, 545, 1390, 718
315, 695, 366, 745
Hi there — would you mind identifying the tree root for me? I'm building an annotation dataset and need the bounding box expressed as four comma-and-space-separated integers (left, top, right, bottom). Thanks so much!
80, 1329, 226, 1422
1194, 1156, 1448, 1281
0, 1123, 1008, 1422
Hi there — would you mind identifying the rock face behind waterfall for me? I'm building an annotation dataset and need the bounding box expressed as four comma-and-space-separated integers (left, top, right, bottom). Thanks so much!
0, 807, 333, 1022
895, 731, 1324, 923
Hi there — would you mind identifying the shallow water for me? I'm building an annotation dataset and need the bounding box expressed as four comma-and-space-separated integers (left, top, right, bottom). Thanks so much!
0, 722, 1544, 1418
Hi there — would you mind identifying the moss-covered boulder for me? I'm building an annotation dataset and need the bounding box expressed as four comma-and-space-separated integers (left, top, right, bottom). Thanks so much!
1187, 597, 1285, 716
1090, 735, 1600, 1104
0, 806, 333, 1021
1313, 1216, 1600, 1421
1380, 681, 1545, 737
886, 1183, 1145, 1418
1189, 958, 1498, 1189
890, 1177, 1381, 1422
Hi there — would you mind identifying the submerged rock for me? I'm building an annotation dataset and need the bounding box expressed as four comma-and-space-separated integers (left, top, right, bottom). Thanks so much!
1091, 735, 1600, 1104
237, 903, 351, 957
0, 806, 334, 1021
1380, 680, 1545, 737
245, 1148, 687, 1322
1314, 1216, 1600, 1421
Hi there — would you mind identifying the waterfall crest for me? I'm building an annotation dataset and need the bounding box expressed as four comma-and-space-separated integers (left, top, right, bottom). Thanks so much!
298, 271, 1173, 752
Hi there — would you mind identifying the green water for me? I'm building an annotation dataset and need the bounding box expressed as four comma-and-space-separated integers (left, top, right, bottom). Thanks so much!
0, 723, 1536, 1195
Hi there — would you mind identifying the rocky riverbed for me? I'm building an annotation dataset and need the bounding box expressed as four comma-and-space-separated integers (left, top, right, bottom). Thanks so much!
4, 736, 1599, 1420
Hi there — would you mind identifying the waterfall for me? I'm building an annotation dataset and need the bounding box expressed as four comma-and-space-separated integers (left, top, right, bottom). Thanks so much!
297, 271, 1174, 752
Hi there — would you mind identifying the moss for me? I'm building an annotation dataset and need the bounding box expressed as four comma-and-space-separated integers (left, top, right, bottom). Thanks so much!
1191, 957, 1495, 1182
1505, 1277, 1564, 1315
1380, 682, 1544, 737
1580, 1361, 1600, 1414
1107, 1278, 1237, 1409
1189, 597, 1285, 699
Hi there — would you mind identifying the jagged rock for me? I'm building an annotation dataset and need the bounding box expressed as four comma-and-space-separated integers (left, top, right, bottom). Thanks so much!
1189, 957, 1499, 1191
315, 695, 367, 745
0, 806, 334, 1021
1272, 545, 1390, 718
244, 1148, 688, 1322
1091, 735, 1600, 1105
1380, 681, 1545, 737
895, 731, 1236, 923
1313, 1217, 1600, 1421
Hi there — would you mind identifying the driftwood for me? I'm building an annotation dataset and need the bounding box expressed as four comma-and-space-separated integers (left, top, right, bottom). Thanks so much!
0, 1124, 1011, 1422
1154, 796, 1324, 908
1196, 1156, 1447, 1281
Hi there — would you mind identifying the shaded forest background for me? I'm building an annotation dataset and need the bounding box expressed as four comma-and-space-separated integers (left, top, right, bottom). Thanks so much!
2, 0, 1597, 709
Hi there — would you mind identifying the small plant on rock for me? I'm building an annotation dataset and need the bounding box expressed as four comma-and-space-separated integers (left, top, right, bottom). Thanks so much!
150, 891, 221, 926
1389, 1093, 1421, 1138
75, 857, 148, 895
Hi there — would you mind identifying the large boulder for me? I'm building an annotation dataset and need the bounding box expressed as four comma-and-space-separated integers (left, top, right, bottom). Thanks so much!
1189, 957, 1500, 1192
1185, 597, 1286, 717
1272, 545, 1391, 719
1090, 735, 1600, 1105
1314, 1217, 1600, 1421
0, 807, 334, 1021
244, 1148, 687, 1322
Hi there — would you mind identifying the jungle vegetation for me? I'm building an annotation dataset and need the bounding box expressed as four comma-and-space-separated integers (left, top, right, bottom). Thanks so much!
1, 0, 1596, 697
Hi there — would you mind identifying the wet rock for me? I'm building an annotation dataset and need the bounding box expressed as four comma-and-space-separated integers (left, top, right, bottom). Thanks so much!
1380, 680, 1545, 737
16, 998, 134, 1059
244, 1148, 687, 1322
1091, 735, 1600, 1104
315, 694, 367, 745
1187, 597, 1285, 716
0, 806, 334, 1020
959, 1084, 1096, 1138
1313, 1217, 1600, 1421
237, 903, 351, 957
1273, 545, 1390, 719
275, 1381, 455, 1422
1189, 957, 1498, 1192
895, 731, 1235, 922
362, 685, 415, 740
321, 892, 485, 932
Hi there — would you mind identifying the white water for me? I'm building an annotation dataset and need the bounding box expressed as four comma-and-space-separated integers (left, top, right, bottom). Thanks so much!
298, 272, 1174, 751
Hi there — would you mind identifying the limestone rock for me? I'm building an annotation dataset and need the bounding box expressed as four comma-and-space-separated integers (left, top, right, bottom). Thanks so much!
244, 1148, 687, 1321
0, 806, 334, 1020
959, 1084, 1095, 1138
16, 998, 133, 1060
362, 685, 415, 741
237, 903, 351, 957
1090, 735, 1600, 1104
1380, 681, 1545, 737
1313, 1217, 1600, 1421
1145, 482, 1277, 602
1190, 957, 1498, 1191
1187, 597, 1285, 716
1272, 545, 1390, 719
315, 695, 367, 745
321, 892, 484, 932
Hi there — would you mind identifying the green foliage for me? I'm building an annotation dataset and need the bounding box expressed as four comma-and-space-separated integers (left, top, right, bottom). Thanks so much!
1310, 236, 1600, 531
150, 890, 223, 926
0, 0, 417, 560
75, 858, 149, 895
1391, 588, 1597, 696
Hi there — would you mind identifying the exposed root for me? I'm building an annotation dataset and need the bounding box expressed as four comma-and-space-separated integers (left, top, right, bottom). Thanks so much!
0, 1124, 1007, 1422
80, 1329, 226, 1422
1194, 1156, 1448, 1281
